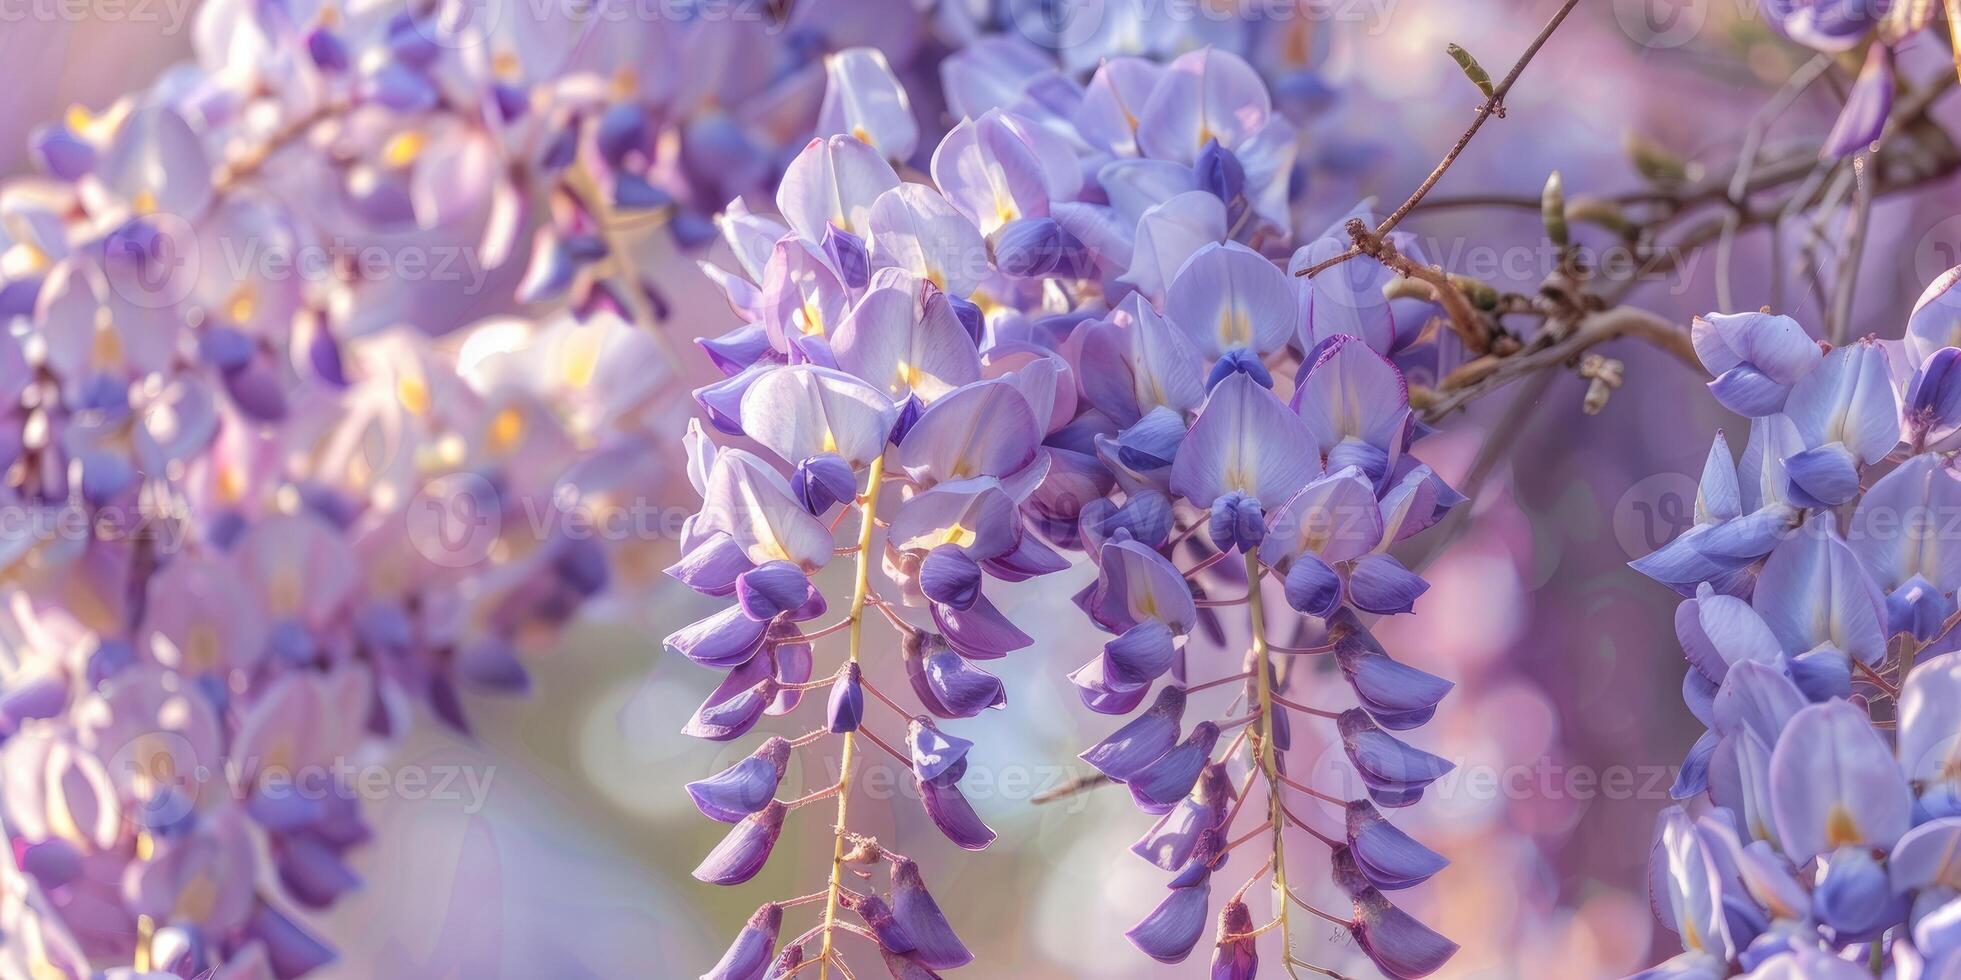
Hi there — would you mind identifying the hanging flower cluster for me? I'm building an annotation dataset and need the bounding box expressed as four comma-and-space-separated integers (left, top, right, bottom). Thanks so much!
678, 27, 1469, 976
0, 0, 911, 973
0, 0, 1488, 974
1635, 277, 1961, 977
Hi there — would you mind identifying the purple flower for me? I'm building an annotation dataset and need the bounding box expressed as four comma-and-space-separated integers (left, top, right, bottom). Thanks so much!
1126, 883, 1210, 964
891, 858, 972, 969
1339, 709, 1455, 808
1209, 899, 1259, 980
704, 903, 782, 980
1128, 721, 1222, 814
1691, 313, 1821, 417
1769, 701, 1911, 860
1347, 800, 1447, 890
693, 802, 789, 886
687, 738, 792, 823
827, 662, 866, 733
1348, 889, 1460, 979
1081, 687, 1186, 781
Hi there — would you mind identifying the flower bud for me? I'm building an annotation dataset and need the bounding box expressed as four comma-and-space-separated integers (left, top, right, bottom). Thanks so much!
827, 662, 864, 733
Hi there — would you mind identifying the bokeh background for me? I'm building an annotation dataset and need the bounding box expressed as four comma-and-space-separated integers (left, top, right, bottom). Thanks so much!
10, 0, 1960, 975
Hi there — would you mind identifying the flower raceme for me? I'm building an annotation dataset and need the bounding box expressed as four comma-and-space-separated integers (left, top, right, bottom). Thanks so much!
677, 35, 1467, 979
0, 0, 934, 975
0, 0, 1472, 975
1635, 280, 1961, 977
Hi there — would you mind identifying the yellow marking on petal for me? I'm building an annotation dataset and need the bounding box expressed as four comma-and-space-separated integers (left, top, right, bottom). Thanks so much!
1218, 308, 1251, 348
562, 329, 600, 388
1283, 20, 1313, 68
174, 874, 217, 922
896, 360, 925, 392
943, 524, 974, 548
5, 241, 50, 277
492, 48, 521, 81
225, 284, 258, 325
130, 189, 157, 216
92, 323, 124, 369
1682, 917, 1703, 953
611, 67, 638, 100
970, 289, 1003, 317
382, 130, 426, 169
397, 375, 429, 416
65, 106, 93, 132
134, 915, 154, 972
489, 406, 525, 454
1137, 593, 1159, 620
993, 193, 1019, 229
185, 622, 221, 673
268, 563, 302, 619
852, 125, 872, 144
821, 429, 839, 454
136, 830, 155, 861
1826, 803, 1862, 847
259, 732, 297, 778
61, 574, 116, 633
800, 297, 827, 336
217, 463, 246, 504
1225, 462, 1253, 494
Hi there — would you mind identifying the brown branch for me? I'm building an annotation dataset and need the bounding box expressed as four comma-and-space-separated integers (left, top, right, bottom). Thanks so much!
1339, 218, 1493, 354
1415, 306, 1698, 422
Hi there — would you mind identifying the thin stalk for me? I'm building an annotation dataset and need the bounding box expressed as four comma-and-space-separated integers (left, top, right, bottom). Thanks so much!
816, 455, 886, 980
1243, 551, 1294, 965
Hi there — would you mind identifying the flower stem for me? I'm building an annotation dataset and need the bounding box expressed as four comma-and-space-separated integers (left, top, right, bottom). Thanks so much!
1243, 551, 1294, 965
816, 455, 886, 980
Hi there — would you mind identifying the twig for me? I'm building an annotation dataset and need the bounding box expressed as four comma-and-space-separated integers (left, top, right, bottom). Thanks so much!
1030, 771, 1111, 805
1416, 306, 1698, 421
1296, 0, 1583, 279
1829, 152, 1876, 344
1717, 54, 1834, 312
1338, 219, 1492, 353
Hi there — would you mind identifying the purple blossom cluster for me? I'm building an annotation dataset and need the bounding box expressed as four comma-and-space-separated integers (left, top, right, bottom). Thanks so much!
675, 30, 1468, 978
1635, 272, 1961, 977
0, 0, 917, 973
0, 0, 1502, 975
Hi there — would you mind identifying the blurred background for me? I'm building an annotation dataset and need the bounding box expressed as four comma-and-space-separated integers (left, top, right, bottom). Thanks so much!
10, 0, 1958, 976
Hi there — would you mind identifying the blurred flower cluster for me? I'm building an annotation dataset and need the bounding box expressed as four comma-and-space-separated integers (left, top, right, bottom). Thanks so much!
1636, 275, 1961, 977
0, 0, 948, 974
